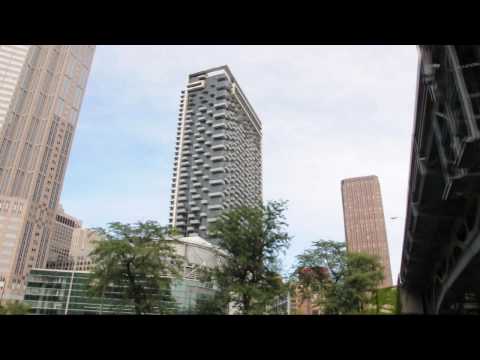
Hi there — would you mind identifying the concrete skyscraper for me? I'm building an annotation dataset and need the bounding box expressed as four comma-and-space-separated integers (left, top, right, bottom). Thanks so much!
0, 46, 30, 130
341, 175, 393, 288
169, 65, 262, 239
0, 45, 95, 300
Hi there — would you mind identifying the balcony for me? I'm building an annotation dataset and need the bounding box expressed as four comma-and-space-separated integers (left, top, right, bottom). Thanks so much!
214, 102, 227, 110
211, 144, 226, 151
212, 133, 225, 140
209, 179, 225, 186
213, 112, 226, 119
211, 167, 225, 173
211, 156, 225, 162
213, 123, 226, 130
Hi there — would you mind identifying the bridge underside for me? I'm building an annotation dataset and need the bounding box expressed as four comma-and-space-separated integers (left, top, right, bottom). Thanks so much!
400, 45, 480, 314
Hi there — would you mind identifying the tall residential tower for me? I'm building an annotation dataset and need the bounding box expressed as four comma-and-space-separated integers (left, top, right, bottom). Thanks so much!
341, 175, 393, 288
0, 45, 95, 300
169, 66, 262, 239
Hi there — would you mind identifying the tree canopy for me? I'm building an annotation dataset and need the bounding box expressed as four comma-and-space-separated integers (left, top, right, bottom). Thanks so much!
293, 240, 385, 314
0, 301, 31, 315
89, 221, 182, 315
203, 200, 291, 314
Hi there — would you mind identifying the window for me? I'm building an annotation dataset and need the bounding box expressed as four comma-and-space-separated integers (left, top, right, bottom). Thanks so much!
55, 99, 64, 116
61, 77, 70, 99
73, 87, 82, 109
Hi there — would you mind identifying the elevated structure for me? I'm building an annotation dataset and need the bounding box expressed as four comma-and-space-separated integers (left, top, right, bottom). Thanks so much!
400, 46, 480, 314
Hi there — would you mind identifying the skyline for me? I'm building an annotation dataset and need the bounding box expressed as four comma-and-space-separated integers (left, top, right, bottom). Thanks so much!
60, 45, 418, 281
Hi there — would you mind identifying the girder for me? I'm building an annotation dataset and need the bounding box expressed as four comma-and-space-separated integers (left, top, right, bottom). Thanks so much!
400, 45, 480, 314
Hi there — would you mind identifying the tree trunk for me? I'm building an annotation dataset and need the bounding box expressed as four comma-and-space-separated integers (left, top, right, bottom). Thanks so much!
242, 293, 251, 315
126, 261, 142, 315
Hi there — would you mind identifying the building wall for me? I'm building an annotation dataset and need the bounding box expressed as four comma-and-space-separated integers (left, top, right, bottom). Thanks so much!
69, 227, 98, 258
169, 66, 262, 239
0, 45, 30, 130
341, 175, 393, 288
0, 45, 95, 300
25, 236, 222, 314
47, 206, 81, 262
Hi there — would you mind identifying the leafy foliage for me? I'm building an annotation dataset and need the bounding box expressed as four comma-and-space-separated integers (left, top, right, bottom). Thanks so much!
89, 221, 182, 315
204, 200, 291, 314
296, 240, 346, 283
373, 286, 398, 314
294, 240, 385, 314
0, 301, 31, 315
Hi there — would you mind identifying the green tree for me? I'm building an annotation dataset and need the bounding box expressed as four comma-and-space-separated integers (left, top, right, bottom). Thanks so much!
204, 200, 291, 315
0, 301, 31, 315
327, 252, 384, 314
192, 292, 229, 315
293, 240, 346, 307
89, 221, 182, 315
294, 240, 385, 314
374, 286, 398, 314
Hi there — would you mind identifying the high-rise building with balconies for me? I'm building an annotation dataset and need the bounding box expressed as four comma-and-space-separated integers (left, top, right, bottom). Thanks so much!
341, 175, 393, 288
169, 66, 262, 239
0, 45, 95, 301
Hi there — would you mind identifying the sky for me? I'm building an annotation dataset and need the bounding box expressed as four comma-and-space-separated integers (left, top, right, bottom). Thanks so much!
61, 45, 419, 281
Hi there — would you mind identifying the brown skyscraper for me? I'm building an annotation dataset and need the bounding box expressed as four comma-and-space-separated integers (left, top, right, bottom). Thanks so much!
341, 175, 393, 288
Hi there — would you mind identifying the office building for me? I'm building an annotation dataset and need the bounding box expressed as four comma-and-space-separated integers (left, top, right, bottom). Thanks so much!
169, 65, 262, 239
46, 226, 101, 272
24, 235, 222, 314
0, 45, 30, 130
0, 45, 95, 301
47, 205, 81, 262
341, 175, 393, 288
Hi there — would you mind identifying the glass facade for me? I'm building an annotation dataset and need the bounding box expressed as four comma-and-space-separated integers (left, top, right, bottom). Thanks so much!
24, 269, 216, 315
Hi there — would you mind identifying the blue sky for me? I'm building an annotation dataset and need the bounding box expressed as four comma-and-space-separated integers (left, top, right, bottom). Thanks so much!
61, 45, 418, 279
